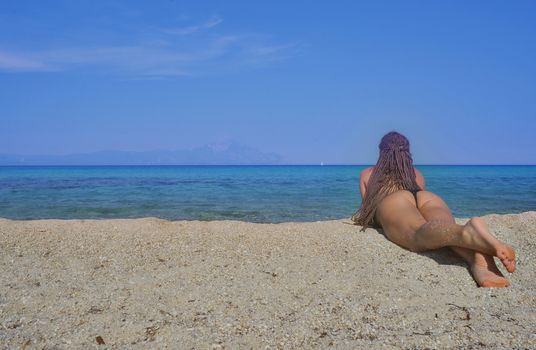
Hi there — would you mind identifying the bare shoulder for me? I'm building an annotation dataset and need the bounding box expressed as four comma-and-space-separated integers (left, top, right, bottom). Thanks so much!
361, 166, 374, 175
360, 166, 374, 180
414, 167, 425, 189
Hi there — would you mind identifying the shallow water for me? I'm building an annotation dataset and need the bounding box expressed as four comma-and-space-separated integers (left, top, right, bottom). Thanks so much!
0, 165, 535, 222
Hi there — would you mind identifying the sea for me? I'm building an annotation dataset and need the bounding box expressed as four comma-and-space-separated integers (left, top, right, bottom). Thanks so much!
0, 165, 535, 222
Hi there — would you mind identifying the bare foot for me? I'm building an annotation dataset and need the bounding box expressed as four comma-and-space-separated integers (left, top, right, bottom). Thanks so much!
470, 252, 510, 288
462, 217, 516, 273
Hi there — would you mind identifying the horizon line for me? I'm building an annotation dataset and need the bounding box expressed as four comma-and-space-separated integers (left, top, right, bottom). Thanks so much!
1, 164, 535, 167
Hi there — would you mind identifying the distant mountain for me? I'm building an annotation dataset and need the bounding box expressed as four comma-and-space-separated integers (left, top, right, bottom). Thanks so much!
0, 142, 284, 165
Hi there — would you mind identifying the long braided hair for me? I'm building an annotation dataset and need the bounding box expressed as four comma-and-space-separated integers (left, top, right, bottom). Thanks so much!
351, 131, 421, 231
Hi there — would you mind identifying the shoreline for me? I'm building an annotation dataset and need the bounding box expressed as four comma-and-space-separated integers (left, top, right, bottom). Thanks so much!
1, 211, 535, 348
0, 209, 534, 223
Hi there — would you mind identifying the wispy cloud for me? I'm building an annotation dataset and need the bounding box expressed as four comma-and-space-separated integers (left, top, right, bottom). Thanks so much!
160, 16, 223, 36
0, 16, 298, 78
0, 52, 48, 71
250, 44, 294, 57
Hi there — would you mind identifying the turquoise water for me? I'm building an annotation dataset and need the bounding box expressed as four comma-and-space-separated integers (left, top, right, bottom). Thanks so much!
0, 165, 535, 222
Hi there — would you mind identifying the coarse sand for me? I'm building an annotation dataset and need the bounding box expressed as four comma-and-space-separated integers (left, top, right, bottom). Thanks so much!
1, 212, 535, 349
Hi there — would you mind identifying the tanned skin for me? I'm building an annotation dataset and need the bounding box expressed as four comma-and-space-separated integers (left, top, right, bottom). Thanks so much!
360, 167, 514, 288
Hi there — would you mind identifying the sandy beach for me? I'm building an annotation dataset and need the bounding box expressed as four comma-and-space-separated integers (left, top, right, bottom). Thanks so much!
1, 212, 535, 349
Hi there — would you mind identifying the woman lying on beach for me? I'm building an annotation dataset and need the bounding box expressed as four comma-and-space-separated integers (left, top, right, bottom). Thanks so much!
351, 131, 516, 287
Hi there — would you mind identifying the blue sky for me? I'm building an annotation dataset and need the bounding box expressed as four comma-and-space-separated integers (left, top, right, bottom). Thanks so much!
1, 0, 535, 164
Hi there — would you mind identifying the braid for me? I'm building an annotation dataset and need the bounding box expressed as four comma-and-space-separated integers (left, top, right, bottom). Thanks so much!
351, 131, 421, 231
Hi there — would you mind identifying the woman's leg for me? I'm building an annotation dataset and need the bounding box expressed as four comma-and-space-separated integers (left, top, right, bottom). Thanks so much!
377, 191, 515, 273
415, 192, 510, 287
412, 193, 515, 273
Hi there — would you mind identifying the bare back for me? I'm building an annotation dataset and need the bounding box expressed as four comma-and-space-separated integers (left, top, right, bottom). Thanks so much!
359, 166, 425, 201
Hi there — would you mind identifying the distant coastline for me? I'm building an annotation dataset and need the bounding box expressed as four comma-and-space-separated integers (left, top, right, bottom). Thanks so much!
0, 142, 284, 166
3, 141, 534, 167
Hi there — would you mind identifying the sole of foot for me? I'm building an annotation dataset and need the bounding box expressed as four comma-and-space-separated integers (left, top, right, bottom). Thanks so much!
466, 217, 516, 273
470, 256, 510, 288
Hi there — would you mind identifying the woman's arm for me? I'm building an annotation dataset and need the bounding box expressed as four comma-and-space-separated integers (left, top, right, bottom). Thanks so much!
415, 168, 426, 190
359, 167, 373, 201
